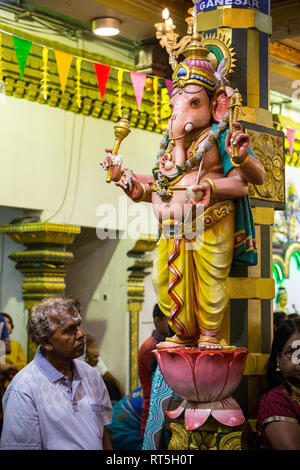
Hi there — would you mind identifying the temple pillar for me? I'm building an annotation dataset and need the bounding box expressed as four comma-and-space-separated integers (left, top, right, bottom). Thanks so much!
127, 235, 158, 391
169, 0, 285, 446
0, 222, 81, 361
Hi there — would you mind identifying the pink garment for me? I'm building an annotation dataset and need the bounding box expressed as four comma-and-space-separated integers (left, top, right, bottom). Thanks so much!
257, 385, 300, 450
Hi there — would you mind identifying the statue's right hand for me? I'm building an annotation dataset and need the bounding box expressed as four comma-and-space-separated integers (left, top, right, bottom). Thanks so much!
100, 148, 114, 170
101, 149, 123, 182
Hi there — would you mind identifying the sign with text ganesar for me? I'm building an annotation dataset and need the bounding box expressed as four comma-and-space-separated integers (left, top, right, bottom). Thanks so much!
195, 0, 270, 14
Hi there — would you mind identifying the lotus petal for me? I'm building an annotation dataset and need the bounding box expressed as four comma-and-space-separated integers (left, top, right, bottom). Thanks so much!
212, 409, 245, 427
154, 349, 198, 401
194, 352, 229, 402
221, 349, 248, 399
211, 397, 245, 426
166, 400, 186, 419
185, 406, 211, 431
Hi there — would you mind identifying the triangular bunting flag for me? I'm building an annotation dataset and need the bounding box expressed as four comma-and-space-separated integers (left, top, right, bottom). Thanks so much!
13, 36, 32, 80
164, 79, 173, 98
286, 127, 296, 156
55, 50, 73, 94
94, 63, 111, 102
130, 71, 146, 111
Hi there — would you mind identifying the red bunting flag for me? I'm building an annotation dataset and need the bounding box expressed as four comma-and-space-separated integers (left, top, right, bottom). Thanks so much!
94, 63, 111, 102
164, 79, 173, 98
130, 71, 146, 110
286, 127, 296, 157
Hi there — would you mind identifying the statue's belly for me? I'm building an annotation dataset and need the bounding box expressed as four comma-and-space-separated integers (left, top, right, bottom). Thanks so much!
151, 167, 225, 222
151, 171, 203, 222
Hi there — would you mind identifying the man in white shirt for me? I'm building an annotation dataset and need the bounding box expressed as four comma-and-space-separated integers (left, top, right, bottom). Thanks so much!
0, 296, 112, 450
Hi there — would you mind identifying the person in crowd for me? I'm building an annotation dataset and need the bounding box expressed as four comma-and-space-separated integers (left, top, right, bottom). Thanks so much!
257, 317, 300, 450
107, 386, 143, 450
85, 334, 124, 402
0, 313, 14, 433
0, 314, 10, 355
2, 313, 26, 374
0, 296, 112, 450
138, 303, 170, 438
273, 311, 288, 333
85, 333, 124, 404
288, 313, 299, 320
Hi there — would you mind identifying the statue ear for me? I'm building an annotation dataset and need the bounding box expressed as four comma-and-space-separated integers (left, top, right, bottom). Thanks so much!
212, 86, 235, 123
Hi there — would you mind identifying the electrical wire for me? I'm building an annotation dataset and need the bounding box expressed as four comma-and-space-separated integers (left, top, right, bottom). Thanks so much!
66, 115, 86, 224
42, 111, 76, 223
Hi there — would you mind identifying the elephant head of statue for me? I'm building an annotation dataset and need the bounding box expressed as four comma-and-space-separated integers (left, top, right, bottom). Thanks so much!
166, 33, 235, 144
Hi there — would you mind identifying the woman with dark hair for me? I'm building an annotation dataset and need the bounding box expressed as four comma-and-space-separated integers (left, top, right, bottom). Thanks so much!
273, 311, 287, 333
2, 313, 26, 378
257, 318, 300, 450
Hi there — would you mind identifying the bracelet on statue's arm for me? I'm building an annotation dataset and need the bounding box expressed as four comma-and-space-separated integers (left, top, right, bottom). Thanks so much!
230, 152, 250, 168
202, 178, 216, 197
132, 183, 147, 202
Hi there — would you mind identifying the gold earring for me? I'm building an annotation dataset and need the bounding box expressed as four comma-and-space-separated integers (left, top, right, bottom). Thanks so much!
276, 364, 280, 372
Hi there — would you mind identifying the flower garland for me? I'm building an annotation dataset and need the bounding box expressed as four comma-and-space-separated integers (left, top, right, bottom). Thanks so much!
76, 57, 82, 109
41, 46, 49, 100
152, 113, 229, 201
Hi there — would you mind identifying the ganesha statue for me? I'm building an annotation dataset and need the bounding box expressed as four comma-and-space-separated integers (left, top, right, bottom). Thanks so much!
102, 32, 265, 352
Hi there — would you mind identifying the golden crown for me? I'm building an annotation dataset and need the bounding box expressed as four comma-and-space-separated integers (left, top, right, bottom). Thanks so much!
154, 8, 236, 91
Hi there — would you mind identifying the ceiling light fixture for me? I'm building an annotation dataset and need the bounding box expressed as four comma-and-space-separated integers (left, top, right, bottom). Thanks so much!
92, 17, 121, 37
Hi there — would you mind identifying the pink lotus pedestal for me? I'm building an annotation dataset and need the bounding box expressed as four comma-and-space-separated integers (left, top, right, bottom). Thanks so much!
153, 347, 248, 431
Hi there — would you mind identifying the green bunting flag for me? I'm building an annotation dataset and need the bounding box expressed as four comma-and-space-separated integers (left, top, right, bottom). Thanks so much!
13, 36, 32, 80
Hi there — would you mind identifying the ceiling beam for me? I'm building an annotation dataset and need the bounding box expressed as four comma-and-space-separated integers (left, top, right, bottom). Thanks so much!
271, 0, 300, 40
270, 62, 300, 82
270, 41, 300, 66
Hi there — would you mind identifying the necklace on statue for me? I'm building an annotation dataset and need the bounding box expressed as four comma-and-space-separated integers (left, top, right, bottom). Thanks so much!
159, 127, 210, 174
151, 114, 229, 202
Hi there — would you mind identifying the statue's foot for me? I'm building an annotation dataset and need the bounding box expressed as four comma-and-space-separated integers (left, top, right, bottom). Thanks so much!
197, 335, 222, 350
156, 335, 196, 349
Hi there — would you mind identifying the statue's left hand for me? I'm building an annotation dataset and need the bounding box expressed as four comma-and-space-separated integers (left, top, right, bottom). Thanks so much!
189, 181, 211, 209
115, 168, 141, 199
225, 122, 250, 161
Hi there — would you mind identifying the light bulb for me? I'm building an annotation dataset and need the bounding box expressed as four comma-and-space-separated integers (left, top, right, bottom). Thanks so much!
162, 8, 169, 20
92, 18, 120, 37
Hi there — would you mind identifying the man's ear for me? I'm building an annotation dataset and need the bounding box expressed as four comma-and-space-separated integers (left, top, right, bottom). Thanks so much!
212, 86, 234, 123
40, 337, 53, 352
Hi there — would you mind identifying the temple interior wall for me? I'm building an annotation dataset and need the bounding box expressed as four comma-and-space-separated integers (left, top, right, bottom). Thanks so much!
0, 92, 160, 391
0, 7, 299, 392
0, 95, 161, 228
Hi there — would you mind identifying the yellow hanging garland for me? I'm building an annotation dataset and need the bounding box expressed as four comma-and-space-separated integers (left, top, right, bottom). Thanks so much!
153, 76, 159, 125
76, 57, 82, 108
41, 46, 49, 100
0, 32, 3, 83
117, 68, 124, 117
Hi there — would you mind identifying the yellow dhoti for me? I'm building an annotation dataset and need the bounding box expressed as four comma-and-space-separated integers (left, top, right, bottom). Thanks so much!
152, 200, 235, 342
